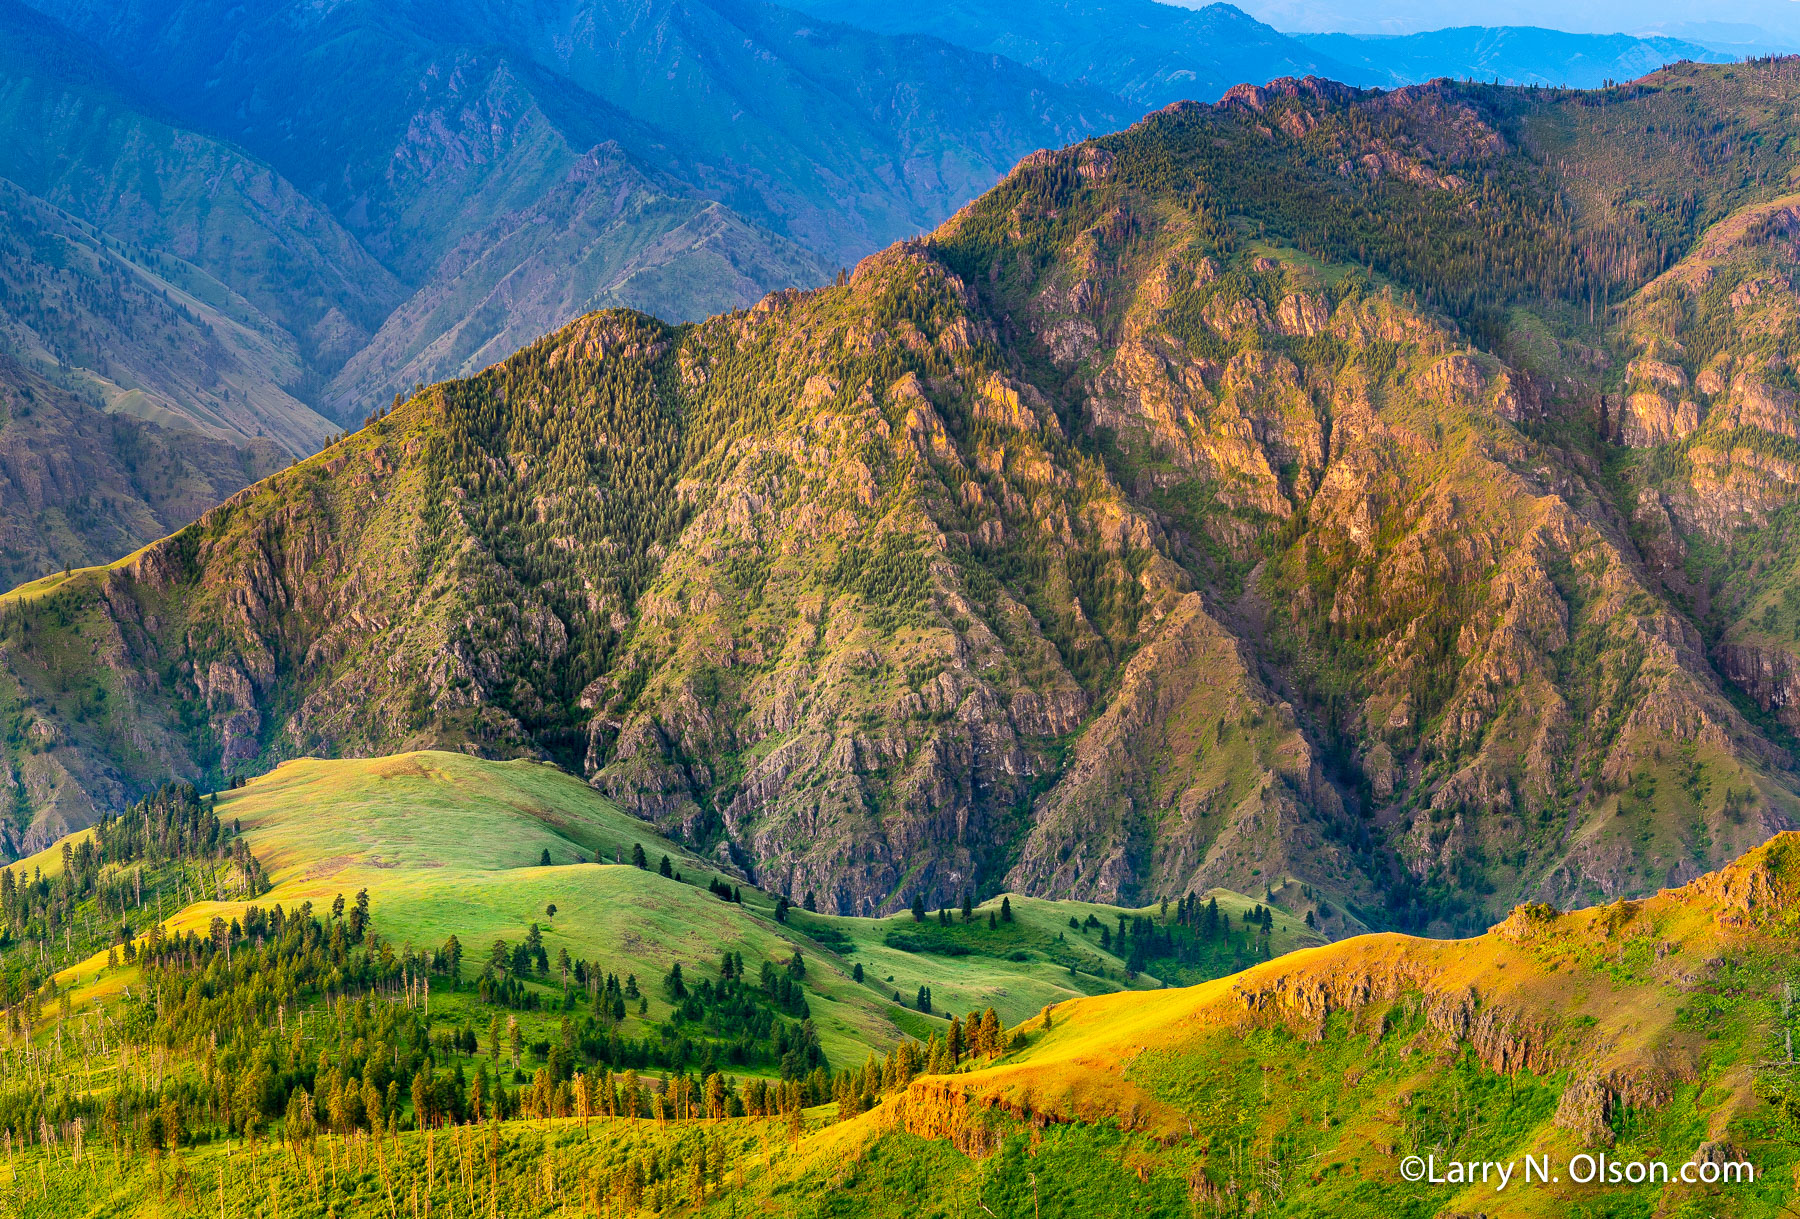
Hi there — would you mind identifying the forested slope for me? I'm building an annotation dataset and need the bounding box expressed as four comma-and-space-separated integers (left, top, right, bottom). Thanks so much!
8, 64, 1800, 935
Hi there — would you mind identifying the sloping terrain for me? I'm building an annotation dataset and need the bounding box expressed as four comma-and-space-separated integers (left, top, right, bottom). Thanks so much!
757, 829, 1800, 1217
0, 0, 403, 381
785, 0, 1723, 103
10, 65, 1800, 935
0, 181, 341, 453
762, 0, 1368, 111
1301, 26, 1728, 89
325, 147, 829, 415
6, 792, 1796, 1217
0, 0, 1121, 589
0, 355, 284, 591
35, 750, 1279, 1067
0, 0, 377, 452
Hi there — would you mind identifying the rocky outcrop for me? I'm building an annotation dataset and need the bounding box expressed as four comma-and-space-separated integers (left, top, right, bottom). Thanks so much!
1611, 389, 1701, 447
1554, 1067, 1685, 1147
1005, 593, 1369, 907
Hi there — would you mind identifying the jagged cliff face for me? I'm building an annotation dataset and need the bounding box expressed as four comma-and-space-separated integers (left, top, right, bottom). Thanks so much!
1607, 194, 1800, 738
11, 64, 1800, 927
928, 94, 1796, 927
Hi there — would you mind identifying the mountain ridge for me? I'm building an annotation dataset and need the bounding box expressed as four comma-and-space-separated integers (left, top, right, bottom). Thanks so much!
0, 0, 1125, 592
7, 64, 1800, 938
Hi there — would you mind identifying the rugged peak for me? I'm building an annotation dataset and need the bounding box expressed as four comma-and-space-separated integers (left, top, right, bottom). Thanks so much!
1216, 74, 1360, 111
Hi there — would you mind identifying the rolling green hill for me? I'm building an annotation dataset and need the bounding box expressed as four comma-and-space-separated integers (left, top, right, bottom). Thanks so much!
32, 751, 1294, 1061
738, 830, 1800, 1217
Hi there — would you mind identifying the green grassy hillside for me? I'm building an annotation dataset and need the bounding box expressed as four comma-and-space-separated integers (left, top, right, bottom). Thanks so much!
31, 752, 1303, 1071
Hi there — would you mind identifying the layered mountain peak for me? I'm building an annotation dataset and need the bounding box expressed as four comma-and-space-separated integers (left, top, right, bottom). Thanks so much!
11, 63, 1800, 938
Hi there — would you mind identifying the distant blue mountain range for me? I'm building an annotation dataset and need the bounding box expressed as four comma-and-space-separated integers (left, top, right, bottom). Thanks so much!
785, 0, 1735, 103
1299, 25, 1729, 89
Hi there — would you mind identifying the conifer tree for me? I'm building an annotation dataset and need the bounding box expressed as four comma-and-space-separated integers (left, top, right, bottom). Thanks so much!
980, 1008, 1002, 1056
442, 934, 463, 988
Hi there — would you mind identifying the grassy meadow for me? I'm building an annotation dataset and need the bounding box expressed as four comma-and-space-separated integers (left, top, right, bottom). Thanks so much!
45, 751, 1312, 1066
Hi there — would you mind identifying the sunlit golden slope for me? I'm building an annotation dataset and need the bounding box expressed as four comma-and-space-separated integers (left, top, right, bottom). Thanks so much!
790, 833, 1800, 1216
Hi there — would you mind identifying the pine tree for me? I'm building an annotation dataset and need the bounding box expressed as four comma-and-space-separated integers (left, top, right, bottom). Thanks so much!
1000, 896, 1012, 923
980, 1008, 1002, 1056
911, 893, 926, 922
